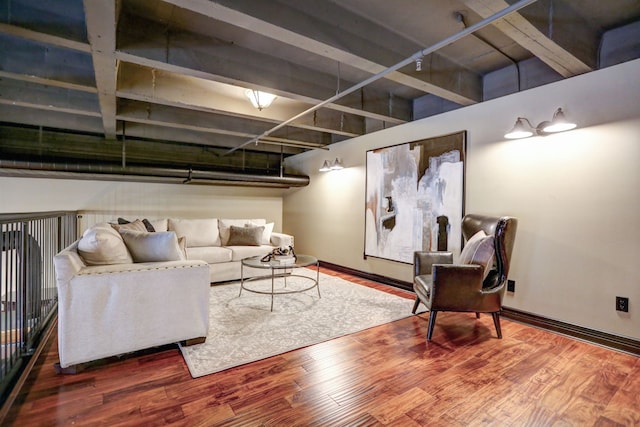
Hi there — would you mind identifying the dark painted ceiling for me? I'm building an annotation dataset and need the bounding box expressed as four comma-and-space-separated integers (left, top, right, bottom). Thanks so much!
0, 0, 639, 186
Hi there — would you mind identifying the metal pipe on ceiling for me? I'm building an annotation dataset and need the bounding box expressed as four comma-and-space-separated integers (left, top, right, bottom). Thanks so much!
0, 160, 310, 188
223, 0, 539, 156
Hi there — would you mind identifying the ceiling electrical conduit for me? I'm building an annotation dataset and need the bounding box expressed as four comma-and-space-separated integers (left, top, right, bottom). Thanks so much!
223, 0, 539, 156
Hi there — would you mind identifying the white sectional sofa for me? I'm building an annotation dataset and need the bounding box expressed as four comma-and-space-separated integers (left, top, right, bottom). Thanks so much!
159, 217, 294, 283
54, 233, 210, 369
52, 217, 294, 369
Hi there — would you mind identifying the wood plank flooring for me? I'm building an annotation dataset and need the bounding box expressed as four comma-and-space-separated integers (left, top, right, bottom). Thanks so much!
3, 268, 640, 426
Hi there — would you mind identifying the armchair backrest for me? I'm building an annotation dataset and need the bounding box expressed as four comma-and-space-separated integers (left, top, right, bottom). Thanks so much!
462, 214, 518, 289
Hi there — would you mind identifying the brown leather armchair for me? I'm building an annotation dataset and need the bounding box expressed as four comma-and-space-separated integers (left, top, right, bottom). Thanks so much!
412, 214, 518, 340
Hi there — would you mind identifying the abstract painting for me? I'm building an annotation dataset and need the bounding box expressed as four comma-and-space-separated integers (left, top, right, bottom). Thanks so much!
364, 131, 466, 263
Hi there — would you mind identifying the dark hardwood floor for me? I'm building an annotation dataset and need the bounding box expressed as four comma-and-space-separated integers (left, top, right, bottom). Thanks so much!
3, 268, 639, 426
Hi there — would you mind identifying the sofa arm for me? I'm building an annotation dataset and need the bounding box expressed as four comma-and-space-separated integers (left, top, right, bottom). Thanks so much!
270, 232, 294, 248
54, 240, 86, 290
57, 261, 210, 368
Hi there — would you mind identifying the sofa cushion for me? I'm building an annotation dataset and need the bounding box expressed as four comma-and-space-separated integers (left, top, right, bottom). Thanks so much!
229, 245, 274, 262
227, 225, 264, 246
218, 219, 266, 246
120, 230, 185, 263
77, 223, 133, 266
185, 246, 232, 264
168, 218, 220, 247
460, 230, 495, 279
150, 218, 168, 232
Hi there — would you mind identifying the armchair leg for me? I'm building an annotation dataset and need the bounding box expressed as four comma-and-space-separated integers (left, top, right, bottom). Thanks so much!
426, 311, 438, 341
475, 312, 480, 319
412, 297, 421, 314
491, 312, 503, 339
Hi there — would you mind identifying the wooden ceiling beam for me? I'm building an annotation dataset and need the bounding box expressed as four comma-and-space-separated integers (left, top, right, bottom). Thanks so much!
460, 0, 592, 77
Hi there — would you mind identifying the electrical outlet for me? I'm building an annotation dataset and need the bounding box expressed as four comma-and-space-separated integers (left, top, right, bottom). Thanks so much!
616, 296, 629, 312
507, 280, 515, 292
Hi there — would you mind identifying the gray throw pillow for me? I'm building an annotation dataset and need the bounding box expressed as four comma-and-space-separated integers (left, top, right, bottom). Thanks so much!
226, 225, 264, 246
120, 230, 185, 262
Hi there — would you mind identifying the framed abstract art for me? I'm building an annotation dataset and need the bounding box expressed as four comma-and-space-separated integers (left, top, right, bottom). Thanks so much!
364, 131, 466, 263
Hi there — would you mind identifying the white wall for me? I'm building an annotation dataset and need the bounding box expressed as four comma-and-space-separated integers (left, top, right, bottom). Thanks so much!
283, 59, 640, 340
0, 178, 287, 232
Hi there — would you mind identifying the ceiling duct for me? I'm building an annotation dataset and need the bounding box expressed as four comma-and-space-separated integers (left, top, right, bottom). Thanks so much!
0, 160, 309, 188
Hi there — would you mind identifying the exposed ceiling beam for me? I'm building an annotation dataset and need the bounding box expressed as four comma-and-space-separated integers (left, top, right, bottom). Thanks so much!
161, 0, 481, 105
0, 35, 96, 87
460, 0, 592, 77
0, 79, 100, 117
116, 100, 329, 148
0, 22, 91, 53
116, 13, 409, 125
82, 0, 118, 138
115, 62, 362, 138
0, 105, 104, 134
118, 121, 303, 155
0, 70, 97, 94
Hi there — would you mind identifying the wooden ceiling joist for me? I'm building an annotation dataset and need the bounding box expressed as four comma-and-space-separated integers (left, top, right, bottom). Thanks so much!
460, 0, 592, 77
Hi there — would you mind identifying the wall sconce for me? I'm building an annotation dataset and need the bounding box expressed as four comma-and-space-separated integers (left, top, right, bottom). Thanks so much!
319, 158, 344, 172
244, 89, 277, 111
505, 108, 576, 139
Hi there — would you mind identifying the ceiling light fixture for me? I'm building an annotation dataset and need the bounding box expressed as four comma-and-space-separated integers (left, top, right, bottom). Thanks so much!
505, 108, 577, 139
244, 89, 277, 111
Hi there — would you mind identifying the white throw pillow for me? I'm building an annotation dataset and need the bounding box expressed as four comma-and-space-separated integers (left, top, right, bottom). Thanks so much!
168, 218, 220, 247
77, 223, 133, 266
120, 230, 185, 262
248, 221, 274, 245
460, 230, 495, 280
218, 219, 266, 246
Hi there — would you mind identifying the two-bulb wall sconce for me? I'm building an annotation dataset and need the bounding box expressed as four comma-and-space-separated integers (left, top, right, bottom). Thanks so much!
319, 158, 344, 172
504, 107, 577, 139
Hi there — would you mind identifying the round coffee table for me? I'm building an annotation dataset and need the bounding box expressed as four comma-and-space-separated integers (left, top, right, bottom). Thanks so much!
239, 254, 320, 311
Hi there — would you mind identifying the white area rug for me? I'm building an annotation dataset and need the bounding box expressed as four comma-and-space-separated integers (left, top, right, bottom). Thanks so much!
179, 270, 414, 378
